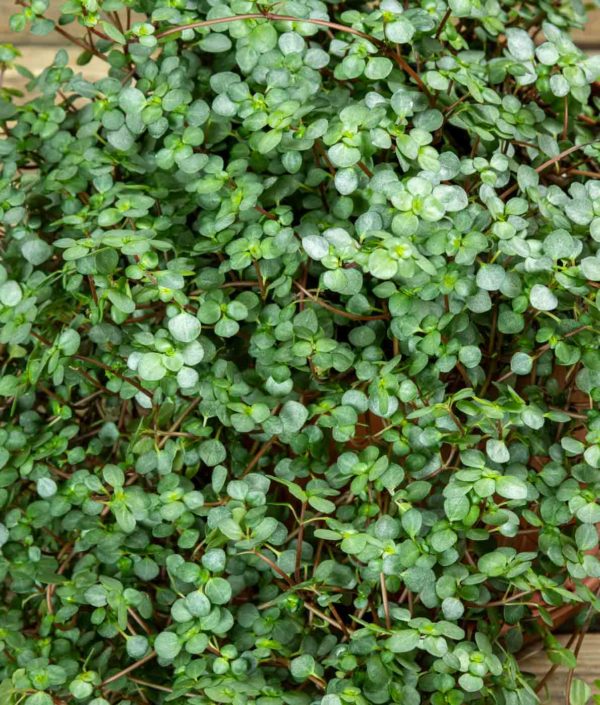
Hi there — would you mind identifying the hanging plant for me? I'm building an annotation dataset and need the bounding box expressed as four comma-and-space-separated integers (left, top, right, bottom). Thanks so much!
1, 0, 600, 704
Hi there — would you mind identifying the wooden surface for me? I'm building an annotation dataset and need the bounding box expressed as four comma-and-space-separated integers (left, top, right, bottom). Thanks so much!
574, 10, 600, 48
521, 634, 600, 704
1, 2, 600, 93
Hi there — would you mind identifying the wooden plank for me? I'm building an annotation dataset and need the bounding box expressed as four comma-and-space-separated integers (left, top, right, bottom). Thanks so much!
520, 635, 600, 705
0, 0, 142, 44
573, 10, 600, 47
1, 0, 79, 45
1, 0, 600, 46
2, 46, 106, 95
6, 31, 596, 93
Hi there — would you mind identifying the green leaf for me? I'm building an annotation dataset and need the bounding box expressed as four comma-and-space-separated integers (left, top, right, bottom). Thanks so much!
550, 74, 570, 97
548, 646, 577, 669
257, 130, 282, 154
459, 674, 484, 692
168, 312, 201, 342
218, 517, 243, 540
496, 475, 528, 500
126, 635, 149, 658
22, 238, 52, 265
24, 694, 53, 705
204, 577, 232, 605
119, 87, 146, 113
401, 508, 422, 537
341, 534, 368, 554
334, 168, 359, 195
569, 679, 592, 705
575, 524, 598, 551
107, 290, 135, 314
248, 22, 278, 51
529, 284, 558, 311
280, 401, 308, 434
134, 557, 159, 581
321, 697, 342, 705
506, 28, 534, 60
107, 125, 135, 151
101, 19, 126, 44
458, 345, 482, 368
536, 42, 559, 65
113, 503, 136, 533
214, 317, 239, 337
368, 250, 397, 279
511, 352, 533, 375
186, 590, 211, 617
476, 265, 505, 291
0, 281, 22, 307
386, 629, 420, 653
581, 256, 600, 282
486, 439, 510, 464
365, 57, 393, 79
308, 496, 336, 513
328, 143, 361, 167
478, 550, 508, 577
445, 495, 470, 522
441, 597, 464, 620
154, 631, 182, 660
138, 353, 166, 381
199, 439, 227, 467
290, 654, 316, 680
37, 477, 57, 498
103, 464, 124, 487
385, 17, 415, 43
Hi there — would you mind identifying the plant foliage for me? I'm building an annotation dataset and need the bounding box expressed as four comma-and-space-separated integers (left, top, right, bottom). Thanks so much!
1, 0, 600, 703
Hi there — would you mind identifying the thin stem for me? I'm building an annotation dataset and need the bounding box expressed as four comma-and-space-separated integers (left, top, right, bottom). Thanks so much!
76, 354, 154, 400
357, 160, 374, 178
566, 168, 600, 178
295, 502, 307, 583
129, 678, 173, 694
380, 572, 391, 630
250, 549, 294, 586
444, 93, 470, 115
304, 601, 349, 635
151, 13, 431, 99
254, 259, 267, 299
435, 8, 452, 38
264, 658, 326, 690
501, 142, 598, 199
242, 437, 276, 477
101, 651, 156, 686
154, 13, 378, 43
54, 25, 110, 62
128, 608, 152, 635
32, 331, 154, 400
158, 398, 201, 449
293, 282, 389, 321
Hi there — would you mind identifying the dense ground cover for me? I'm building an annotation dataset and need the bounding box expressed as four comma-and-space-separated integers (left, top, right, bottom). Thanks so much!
1, 0, 600, 703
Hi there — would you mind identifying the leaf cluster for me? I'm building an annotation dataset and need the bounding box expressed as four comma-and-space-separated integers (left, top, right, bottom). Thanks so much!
1, 0, 600, 704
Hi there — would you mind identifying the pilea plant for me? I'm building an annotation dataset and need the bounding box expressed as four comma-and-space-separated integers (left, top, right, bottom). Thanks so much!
1, 0, 600, 703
